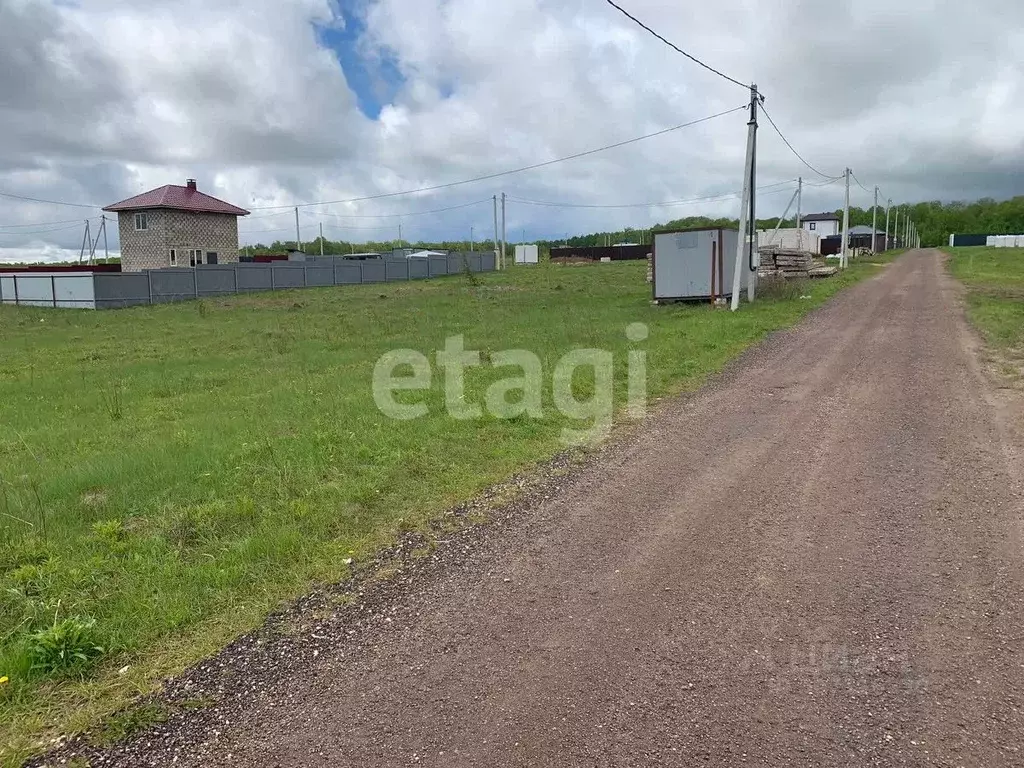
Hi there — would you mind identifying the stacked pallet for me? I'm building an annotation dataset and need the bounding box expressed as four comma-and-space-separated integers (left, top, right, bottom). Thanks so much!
758, 247, 812, 279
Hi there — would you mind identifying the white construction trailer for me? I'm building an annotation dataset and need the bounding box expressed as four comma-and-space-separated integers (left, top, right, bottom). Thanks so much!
652, 227, 751, 302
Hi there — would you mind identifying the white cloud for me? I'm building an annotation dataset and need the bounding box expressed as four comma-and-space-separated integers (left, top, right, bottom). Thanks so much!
1, 0, 1023, 261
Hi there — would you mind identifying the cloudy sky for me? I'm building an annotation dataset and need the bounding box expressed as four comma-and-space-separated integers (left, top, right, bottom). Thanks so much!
1, 0, 1022, 262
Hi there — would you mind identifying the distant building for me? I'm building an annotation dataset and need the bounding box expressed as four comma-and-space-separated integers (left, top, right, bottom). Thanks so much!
103, 179, 249, 272
847, 224, 885, 251
800, 212, 840, 238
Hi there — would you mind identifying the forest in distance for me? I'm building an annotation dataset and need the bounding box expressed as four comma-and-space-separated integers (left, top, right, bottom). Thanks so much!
246, 196, 1024, 257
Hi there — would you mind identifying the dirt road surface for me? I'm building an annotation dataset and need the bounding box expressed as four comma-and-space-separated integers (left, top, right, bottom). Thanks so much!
66, 250, 1024, 767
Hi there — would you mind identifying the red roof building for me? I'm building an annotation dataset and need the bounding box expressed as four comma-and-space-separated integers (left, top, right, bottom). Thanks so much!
104, 180, 249, 272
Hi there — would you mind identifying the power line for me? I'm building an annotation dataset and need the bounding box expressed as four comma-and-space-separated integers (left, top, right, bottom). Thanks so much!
0, 190, 99, 209
603, 0, 747, 89
759, 103, 841, 181
303, 198, 491, 220
0, 222, 90, 237
0, 216, 91, 229
850, 171, 873, 195
249, 106, 746, 210
508, 179, 798, 210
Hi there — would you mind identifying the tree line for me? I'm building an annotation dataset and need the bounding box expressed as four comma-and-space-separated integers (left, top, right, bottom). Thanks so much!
242, 196, 1024, 256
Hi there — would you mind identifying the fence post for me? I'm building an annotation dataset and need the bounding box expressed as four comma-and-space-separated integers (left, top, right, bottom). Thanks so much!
13, 275, 19, 306
147, 270, 153, 305
194, 268, 199, 298
303, 264, 308, 287
233, 266, 238, 295
270, 266, 275, 291
51, 275, 57, 308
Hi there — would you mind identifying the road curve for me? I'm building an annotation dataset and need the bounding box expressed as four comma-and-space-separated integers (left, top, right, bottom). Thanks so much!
83, 251, 1024, 767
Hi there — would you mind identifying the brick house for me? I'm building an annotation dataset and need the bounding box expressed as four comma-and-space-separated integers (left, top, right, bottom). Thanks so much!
103, 180, 249, 272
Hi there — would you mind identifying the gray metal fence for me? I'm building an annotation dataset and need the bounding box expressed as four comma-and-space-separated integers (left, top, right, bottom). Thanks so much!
0, 252, 496, 310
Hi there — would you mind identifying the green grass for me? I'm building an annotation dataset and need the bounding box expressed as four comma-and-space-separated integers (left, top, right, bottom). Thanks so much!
945, 247, 1024, 362
0, 257, 888, 763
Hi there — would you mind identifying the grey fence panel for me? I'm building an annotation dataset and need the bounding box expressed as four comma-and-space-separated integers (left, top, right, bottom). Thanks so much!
196, 268, 237, 296
305, 265, 334, 287
409, 259, 429, 279
361, 261, 386, 283
480, 252, 496, 271
94, 273, 151, 308
446, 255, 463, 274
271, 265, 306, 289
428, 256, 447, 277
385, 259, 410, 281
149, 269, 199, 302
235, 267, 273, 292
334, 263, 362, 285
467, 254, 483, 272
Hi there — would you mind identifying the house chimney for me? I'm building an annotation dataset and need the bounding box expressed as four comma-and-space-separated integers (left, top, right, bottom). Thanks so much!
186, 179, 197, 191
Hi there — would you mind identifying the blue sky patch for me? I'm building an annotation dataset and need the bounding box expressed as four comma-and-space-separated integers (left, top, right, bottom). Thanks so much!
316, 6, 404, 119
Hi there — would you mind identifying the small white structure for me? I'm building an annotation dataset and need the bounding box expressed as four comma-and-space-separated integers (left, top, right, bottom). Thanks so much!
986, 235, 996, 247
514, 244, 539, 264
652, 227, 748, 302
406, 249, 447, 259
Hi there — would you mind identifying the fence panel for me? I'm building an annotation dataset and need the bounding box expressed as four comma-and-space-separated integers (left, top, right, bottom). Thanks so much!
305, 265, 334, 287
333, 263, 362, 285
361, 261, 386, 283
94, 273, 150, 308
271, 265, 306, 289
385, 259, 410, 281
150, 269, 200, 303
409, 259, 429, 279
235, 267, 273, 292
196, 268, 238, 296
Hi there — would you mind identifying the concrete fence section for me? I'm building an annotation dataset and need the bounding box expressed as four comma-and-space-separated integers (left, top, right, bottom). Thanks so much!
0, 252, 496, 310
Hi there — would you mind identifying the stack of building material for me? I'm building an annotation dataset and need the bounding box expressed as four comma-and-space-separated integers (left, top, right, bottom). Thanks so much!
758, 248, 812, 279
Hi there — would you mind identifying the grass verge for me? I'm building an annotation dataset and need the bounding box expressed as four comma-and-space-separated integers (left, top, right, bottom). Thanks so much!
1, 256, 890, 764
944, 246, 1024, 378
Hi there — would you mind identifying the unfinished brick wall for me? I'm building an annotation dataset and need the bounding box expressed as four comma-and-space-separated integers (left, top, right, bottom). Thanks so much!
117, 210, 241, 272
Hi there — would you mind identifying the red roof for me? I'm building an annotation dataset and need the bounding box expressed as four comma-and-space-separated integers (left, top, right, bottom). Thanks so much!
103, 185, 249, 216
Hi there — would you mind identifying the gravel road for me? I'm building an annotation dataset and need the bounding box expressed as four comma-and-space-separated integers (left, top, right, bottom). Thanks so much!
55, 250, 1024, 767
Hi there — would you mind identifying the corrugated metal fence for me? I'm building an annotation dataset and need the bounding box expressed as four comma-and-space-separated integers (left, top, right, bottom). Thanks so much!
0, 252, 495, 310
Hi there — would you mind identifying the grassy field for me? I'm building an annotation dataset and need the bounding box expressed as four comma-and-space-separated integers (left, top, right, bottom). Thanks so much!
0, 256, 892, 763
945, 247, 1024, 373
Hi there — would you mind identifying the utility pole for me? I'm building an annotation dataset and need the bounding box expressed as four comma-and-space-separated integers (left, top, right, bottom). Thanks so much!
731, 83, 760, 311
501, 192, 507, 270
470, 226, 475, 253
884, 199, 892, 251
841, 168, 851, 268
871, 186, 878, 254
101, 215, 109, 262
894, 207, 900, 249
493, 195, 500, 269
796, 176, 803, 230
319, 222, 324, 257
294, 206, 302, 252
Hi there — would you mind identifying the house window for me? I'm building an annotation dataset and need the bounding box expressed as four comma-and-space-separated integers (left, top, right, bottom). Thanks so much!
206, 251, 218, 265
809, 222, 816, 231
134, 212, 148, 231
169, 249, 177, 267
189, 249, 204, 267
